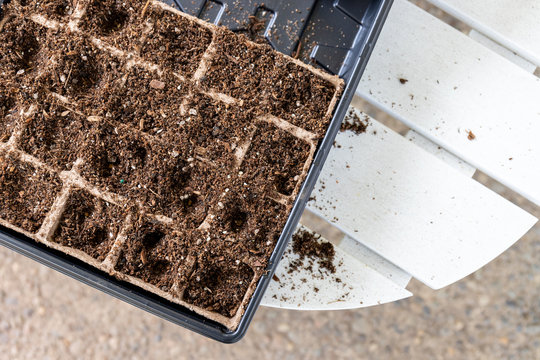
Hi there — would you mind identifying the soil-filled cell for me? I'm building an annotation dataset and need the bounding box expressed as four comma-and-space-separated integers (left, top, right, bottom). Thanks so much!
241, 122, 310, 196
52, 189, 126, 261
0, 153, 62, 233
140, 5, 212, 76
115, 217, 195, 292
20, 98, 89, 170
183, 254, 254, 318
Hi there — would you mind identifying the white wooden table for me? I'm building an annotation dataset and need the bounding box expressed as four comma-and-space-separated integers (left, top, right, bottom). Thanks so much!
261, 0, 539, 309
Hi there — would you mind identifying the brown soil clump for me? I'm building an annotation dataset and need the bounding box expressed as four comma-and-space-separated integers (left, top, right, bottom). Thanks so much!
289, 229, 336, 274
341, 110, 369, 134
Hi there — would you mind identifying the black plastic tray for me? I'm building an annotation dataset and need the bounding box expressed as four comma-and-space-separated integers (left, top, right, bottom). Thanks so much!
0, 0, 393, 343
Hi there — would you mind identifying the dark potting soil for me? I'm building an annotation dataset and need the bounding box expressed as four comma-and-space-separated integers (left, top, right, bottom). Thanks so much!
260, 57, 336, 135
19, 0, 75, 21
79, 0, 146, 51
289, 229, 336, 274
52, 189, 126, 261
183, 251, 254, 317
0, 11, 47, 79
202, 29, 275, 102
0, 86, 16, 142
0, 153, 62, 233
114, 215, 194, 292
37, 31, 124, 100
240, 122, 311, 196
0, 0, 342, 323
20, 96, 89, 170
97, 66, 189, 137
140, 5, 213, 76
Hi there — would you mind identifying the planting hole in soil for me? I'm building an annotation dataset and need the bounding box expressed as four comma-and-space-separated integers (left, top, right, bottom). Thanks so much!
82, 0, 129, 36
0, 93, 15, 142
52, 189, 125, 261
0, 16, 44, 74
115, 218, 192, 292
184, 258, 254, 318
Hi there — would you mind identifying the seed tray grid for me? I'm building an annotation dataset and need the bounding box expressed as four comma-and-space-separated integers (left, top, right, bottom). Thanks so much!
0, 0, 341, 332
0, 0, 393, 342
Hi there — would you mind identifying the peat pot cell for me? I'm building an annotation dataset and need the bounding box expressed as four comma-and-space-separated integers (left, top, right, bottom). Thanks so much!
0, 88, 17, 142
141, 161, 221, 227
19, 99, 89, 170
183, 254, 254, 318
181, 92, 253, 166
79, 122, 214, 221
79, 122, 156, 195
52, 189, 126, 261
212, 195, 287, 260
79, 0, 145, 51
202, 29, 275, 101
261, 58, 337, 135
0, 13, 47, 78
20, 0, 76, 20
103, 67, 188, 137
140, 5, 212, 77
0, 153, 62, 233
40, 32, 124, 100
241, 122, 311, 196
114, 217, 194, 293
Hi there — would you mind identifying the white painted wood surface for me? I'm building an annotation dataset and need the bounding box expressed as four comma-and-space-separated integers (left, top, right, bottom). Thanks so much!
428, 0, 540, 66
405, 130, 476, 177
263, 0, 540, 309
307, 112, 537, 289
356, 0, 540, 206
468, 30, 537, 73
261, 226, 412, 310
298, 209, 412, 288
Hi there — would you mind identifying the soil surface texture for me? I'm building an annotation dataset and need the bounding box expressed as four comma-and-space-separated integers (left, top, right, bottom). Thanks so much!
0, 0, 342, 329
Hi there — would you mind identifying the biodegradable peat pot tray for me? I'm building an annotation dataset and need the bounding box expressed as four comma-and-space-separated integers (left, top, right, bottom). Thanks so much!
0, 0, 392, 342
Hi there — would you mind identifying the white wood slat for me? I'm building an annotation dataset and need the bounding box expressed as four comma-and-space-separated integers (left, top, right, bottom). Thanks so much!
356, 0, 540, 206
428, 0, 540, 66
405, 130, 476, 177
468, 30, 537, 73
260, 226, 412, 310
307, 112, 537, 289
300, 209, 412, 288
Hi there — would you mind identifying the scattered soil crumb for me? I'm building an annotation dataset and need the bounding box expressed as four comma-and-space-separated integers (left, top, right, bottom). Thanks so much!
246, 15, 266, 43
341, 109, 369, 134
289, 229, 336, 274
